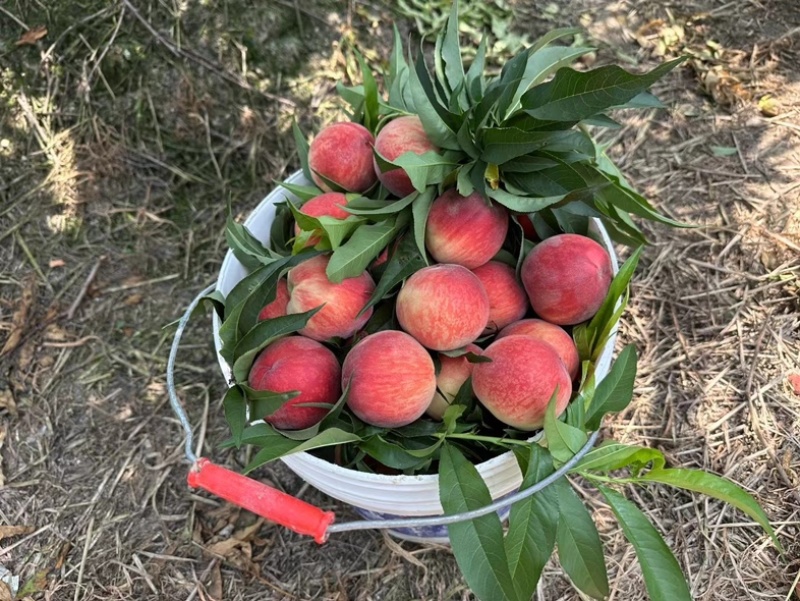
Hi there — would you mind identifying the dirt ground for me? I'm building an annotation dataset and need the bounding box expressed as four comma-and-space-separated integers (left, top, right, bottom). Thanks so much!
1, 0, 798, 600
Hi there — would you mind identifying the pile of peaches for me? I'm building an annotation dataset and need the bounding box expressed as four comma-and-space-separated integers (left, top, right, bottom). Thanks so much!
247, 116, 613, 435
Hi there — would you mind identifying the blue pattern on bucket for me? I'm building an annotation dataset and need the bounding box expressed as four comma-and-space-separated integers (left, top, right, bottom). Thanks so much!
352, 489, 518, 541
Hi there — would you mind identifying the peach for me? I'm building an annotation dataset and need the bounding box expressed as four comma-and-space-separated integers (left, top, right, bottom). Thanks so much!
373, 116, 437, 197
342, 330, 436, 428
248, 336, 341, 430
521, 233, 613, 325
498, 319, 580, 380
396, 264, 489, 351
294, 192, 350, 247
471, 261, 528, 334
286, 255, 375, 341
425, 189, 509, 269
427, 344, 481, 420
516, 214, 538, 240
472, 335, 572, 430
308, 122, 377, 193
257, 278, 290, 322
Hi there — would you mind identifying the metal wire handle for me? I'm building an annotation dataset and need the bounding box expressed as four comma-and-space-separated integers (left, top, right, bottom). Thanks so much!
167, 284, 600, 534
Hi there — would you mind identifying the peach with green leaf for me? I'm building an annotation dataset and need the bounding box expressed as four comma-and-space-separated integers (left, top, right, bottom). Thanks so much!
248, 336, 341, 430
373, 115, 438, 197
286, 255, 375, 341
308, 122, 377, 193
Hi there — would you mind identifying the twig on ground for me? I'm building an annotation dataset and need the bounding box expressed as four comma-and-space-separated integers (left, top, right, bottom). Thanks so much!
67, 256, 105, 320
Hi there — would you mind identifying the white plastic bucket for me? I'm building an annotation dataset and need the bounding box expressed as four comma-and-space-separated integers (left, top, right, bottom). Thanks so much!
212, 171, 619, 542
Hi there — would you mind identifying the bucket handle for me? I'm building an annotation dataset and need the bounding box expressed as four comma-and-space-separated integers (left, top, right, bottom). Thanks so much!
187, 458, 334, 543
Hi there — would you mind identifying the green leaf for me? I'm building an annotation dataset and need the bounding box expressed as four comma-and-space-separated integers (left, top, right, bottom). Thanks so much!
521, 57, 686, 121
581, 113, 622, 128
225, 215, 273, 270
231, 308, 321, 382
375, 149, 460, 193
487, 187, 566, 213
361, 234, 425, 316
465, 35, 487, 103
240, 384, 299, 419
505, 446, 559, 600
440, 0, 465, 94
292, 120, 312, 181
326, 213, 408, 283
480, 129, 594, 165
639, 469, 780, 548
223, 386, 247, 446
574, 442, 666, 474
501, 154, 558, 173
412, 187, 435, 261
244, 428, 362, 474
354, 49, 380, 132
507, 46, 596, 116
407, 52, 459, 149
336, 82, 366, 118
616, 91, 664, 109
387, 25, 412, 109
597, 486, 692, 601
710, 145, 738, 157
584, 345, 638, 430
219, 254, 315, 362
274, 383, 352, 441
278, 180, 321, 202
493, 49, 531, 122
579, 246, 641, 361
456, 162, 475, 196
556, 480, 609, 599
543, 394, 588, 464
594, 175, 688, 228
360, 435, 436, 470
456, 120, 480, 160
317, 215, 365, 250
438, 444, 519, 601
343, 192, 417, 216
528, 26, 582, 53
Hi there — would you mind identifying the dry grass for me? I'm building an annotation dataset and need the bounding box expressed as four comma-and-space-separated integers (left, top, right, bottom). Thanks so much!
0, 0, 798, 600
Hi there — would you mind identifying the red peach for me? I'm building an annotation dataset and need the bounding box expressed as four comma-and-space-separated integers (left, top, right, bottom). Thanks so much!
309, 122, 377, 193
294, 192, 350, 247
286, 255, 375, 341
425, 189, 509, 269
472, 335, 572, 430
248, 336, 341, 430
471, 261, 528, 334
342, 330, 436, 428
498, 319, 580, 380
521, 233, 613, 325
396, 264, 489, 351
373, 116, 437, 197
427, 344, 481, 420
516, 214, 538, 240
257, 278, 290, 322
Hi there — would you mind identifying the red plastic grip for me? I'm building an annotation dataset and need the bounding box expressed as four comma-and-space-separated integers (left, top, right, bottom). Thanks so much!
187, 458, 335, 543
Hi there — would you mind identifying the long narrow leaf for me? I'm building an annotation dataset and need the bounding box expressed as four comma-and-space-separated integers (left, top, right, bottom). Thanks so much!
505, 446, 559, 600
556, 479, 609, 599
521, 57, 686, 121
439, 444, 519, 601
598, 486, 692, 601
639, 469, 780, 548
